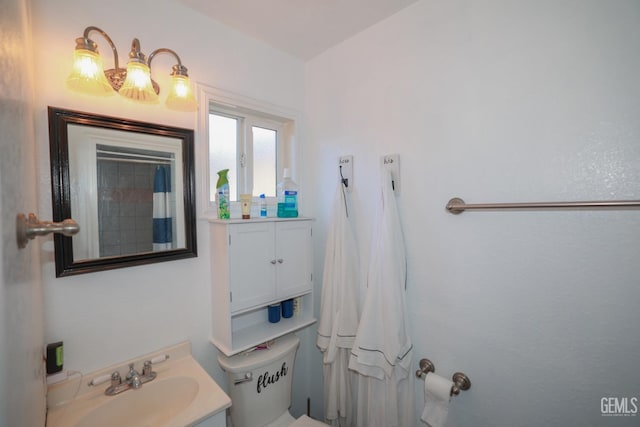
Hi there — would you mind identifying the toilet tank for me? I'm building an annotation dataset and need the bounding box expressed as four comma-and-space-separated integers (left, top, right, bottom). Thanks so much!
217, 334, 300, 427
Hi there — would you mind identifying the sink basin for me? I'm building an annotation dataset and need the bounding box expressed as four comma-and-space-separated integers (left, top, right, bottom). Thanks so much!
76, 377, 199, 427
46, 342, 231, 427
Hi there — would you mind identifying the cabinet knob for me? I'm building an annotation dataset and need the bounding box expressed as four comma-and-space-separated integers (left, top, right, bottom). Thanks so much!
277, 258, 284, 264
270, 259, 277, 264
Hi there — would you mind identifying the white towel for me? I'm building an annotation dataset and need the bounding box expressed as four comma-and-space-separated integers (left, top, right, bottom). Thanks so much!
323, 348, 356, 426
317, 182, 360, 426
317, 182, 360, 354
349, 169, 415, 427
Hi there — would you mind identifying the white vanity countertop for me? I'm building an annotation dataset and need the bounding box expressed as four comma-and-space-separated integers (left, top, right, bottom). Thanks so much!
46, 341, 231, 427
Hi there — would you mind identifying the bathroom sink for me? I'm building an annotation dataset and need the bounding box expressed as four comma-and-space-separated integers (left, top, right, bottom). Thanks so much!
46, 342, 231, 427
75, 376, 198, 427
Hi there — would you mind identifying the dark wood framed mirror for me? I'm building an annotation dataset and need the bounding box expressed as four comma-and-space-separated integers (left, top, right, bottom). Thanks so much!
48, 107, 197, 277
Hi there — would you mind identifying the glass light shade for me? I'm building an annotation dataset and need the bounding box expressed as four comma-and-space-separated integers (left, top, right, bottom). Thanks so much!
165, 74, 197, 112
118, 61, 159, 103
66, 49, 114, 96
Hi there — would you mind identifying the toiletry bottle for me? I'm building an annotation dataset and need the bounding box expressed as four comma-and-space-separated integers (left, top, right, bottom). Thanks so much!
293, 297, 302, 316
277, 168, 298, 218
216, 169, 230, 219
260, 194, 267, 217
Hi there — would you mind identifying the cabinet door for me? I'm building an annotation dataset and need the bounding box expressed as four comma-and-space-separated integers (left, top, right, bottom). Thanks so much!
275, 221, 312, 299
228, 222, 276, 313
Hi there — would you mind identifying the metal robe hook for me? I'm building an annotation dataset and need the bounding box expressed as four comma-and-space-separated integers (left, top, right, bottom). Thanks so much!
339, 165, 350, 218
339, 164, 349, 188
16, 213, 79, 249
381, 154, 400, 193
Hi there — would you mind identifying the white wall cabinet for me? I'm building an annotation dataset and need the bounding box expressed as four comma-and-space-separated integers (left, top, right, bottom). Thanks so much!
209, 218, 315, 356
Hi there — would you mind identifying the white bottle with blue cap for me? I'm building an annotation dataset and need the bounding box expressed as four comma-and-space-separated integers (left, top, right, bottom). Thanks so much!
260, 194, 267, 217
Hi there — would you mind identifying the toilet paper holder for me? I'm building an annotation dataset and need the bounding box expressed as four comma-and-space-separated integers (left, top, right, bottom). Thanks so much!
415, 358, 471, 396
415, 358, 435, 378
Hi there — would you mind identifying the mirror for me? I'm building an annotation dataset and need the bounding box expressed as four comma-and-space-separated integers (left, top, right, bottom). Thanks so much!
48, 107, 197, 277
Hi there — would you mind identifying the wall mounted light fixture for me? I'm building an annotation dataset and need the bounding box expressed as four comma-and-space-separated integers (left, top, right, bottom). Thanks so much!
66, 26, 197, 112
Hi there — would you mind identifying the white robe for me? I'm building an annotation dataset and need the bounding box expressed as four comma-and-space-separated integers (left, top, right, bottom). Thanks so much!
349, 169, 415, 427
317, 183, 361, 426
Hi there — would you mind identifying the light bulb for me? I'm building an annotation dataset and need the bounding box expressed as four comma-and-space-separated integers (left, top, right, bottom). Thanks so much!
66, 49, 114, 96
118, 61, 159, 103
165, 74, 197, 112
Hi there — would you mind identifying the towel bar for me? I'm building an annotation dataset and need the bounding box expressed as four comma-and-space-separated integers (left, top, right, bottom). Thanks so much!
446, 197, 640, 214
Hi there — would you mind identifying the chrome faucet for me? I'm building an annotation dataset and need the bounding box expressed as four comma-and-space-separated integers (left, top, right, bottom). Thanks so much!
104, 361, 157, 396
126, 363, 143, 389
142, 360, 153, 377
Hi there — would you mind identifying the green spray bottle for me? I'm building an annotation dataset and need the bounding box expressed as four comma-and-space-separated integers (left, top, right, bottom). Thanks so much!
216, 169, 230, 219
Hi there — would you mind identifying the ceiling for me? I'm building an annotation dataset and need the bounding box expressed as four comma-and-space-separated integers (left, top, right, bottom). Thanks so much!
176, 0, 419, 60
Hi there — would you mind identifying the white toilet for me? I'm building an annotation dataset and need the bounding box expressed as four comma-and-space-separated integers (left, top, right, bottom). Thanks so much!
217, 334, 326, 427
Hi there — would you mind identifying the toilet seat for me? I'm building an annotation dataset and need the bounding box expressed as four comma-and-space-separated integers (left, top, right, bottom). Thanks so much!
264, 412, 296, 427
263, 412, 326, 427
289, 415, 327, 426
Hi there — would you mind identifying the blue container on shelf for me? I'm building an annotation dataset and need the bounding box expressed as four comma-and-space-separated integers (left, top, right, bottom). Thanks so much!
281, 299, 294, 318
268, 304, 281, 323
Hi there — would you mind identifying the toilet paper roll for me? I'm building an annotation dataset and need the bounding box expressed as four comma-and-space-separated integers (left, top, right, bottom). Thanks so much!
421, 373, 454, 427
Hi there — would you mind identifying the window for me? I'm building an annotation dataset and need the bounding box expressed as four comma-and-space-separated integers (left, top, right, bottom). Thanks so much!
208, 108, 281, 201
200, 85, 298, 217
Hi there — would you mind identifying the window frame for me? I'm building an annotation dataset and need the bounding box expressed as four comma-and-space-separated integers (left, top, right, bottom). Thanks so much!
209, 106, 284, 200
197, 84, 300, 219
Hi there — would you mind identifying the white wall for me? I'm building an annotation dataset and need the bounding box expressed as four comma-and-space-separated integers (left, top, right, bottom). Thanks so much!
304, 0, 640, 425
27, 0, 640, 425
31, 0, 306, 409
0, 0, 46, 425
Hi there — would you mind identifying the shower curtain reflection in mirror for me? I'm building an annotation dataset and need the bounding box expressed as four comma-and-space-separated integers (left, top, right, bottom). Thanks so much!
68, 125, 185, 260
152, 164, 173, 251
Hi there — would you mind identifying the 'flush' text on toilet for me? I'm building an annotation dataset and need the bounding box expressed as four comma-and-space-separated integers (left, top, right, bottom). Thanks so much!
257, 362, 288, 393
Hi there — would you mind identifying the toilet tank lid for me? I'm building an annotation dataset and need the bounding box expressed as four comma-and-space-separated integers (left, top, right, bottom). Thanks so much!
217, 334, 300, 373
